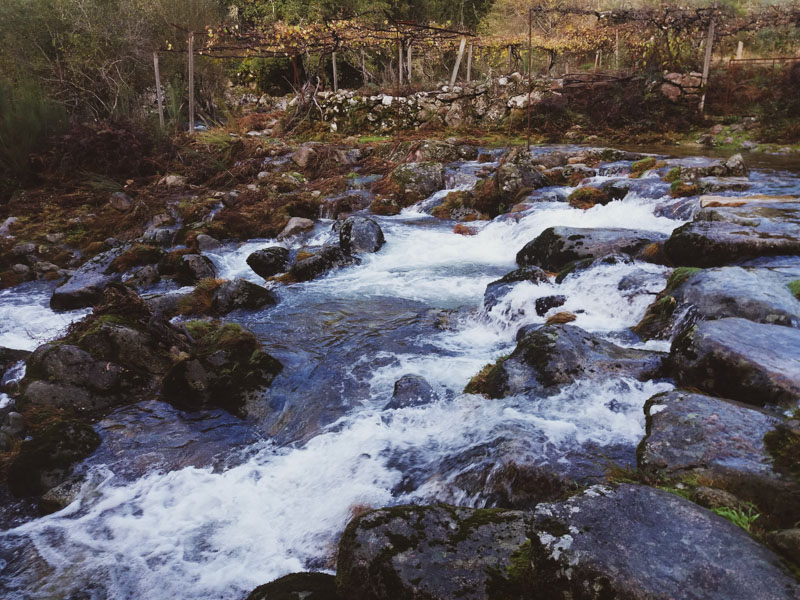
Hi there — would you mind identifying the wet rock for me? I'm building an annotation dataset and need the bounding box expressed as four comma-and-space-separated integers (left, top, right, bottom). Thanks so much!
39, 476, 84, 514
654, 197, 700, 220
697, 176, 751, 194
0, 216, 18, 237
767, 529, 800, 565
388, 162, 445, 204
288, 246, 358, 282
339, 216, 384, 254
162, 322, 282, 415
319, 193, 371, 219
277, 217, 315, 240
639, 390, 799, 526
384, 374, 437, 410
670, 317, 800, 407
50, 246, 124, 310
7, 420, 100, 497
125, 265, 161, 288
679, 153, 750, 180
175, 254, 216, 285
535, 295, 567, 316
337, 505, 530, 600
483, 266, 549, 311
636, 266, 800, 340
195, 234, 221, 252
665, 202, 800, 267
530, 483, 799, 600
1, 347, 29, 378
567, 186, 611, 210
109, 192, 133, 212
517, 227, 667, 272
210, 278, 278, 313
247, 246, 290, 279
467, 323, 664, 398
496, 148, 550, 199
246, 573, 338, 600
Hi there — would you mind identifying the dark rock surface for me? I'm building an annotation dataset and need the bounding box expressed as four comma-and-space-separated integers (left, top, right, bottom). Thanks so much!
530, 483, 800, 600
50, 247, 124, 310
211, 279, 278, 314
517, 227, 667, 272
288, 246, 358, 282
338, 216, 385, 254
337, 505, 530, 600
389, 162, 445, 204
247, 246, 290, 279
665, 202, 800, 267
638, 390, 799, 526
246, 573, 339, 600
384, 374, 437, 410
175, 254, 217, 285
670, 317, 800, 407
483, 266, 549, 311
467, 323, 664, 398
535, 295, 567, 316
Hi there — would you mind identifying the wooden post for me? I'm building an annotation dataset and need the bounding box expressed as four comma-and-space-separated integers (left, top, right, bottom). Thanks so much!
398, 40, 404, 86
699, 17, 716, 114
187, 32, 195, 135
450, 37, 467, 87
594, 51, 600, 71
332, 51, 339, 92
736, 40, 744, 59
615, 29, 620, 70
466, 44, 473, 83
360, 49, 368, 86
508, 45, 513, 72
153, 51, 165, 128
527, 9, 532, 150
407, 43, 412, 83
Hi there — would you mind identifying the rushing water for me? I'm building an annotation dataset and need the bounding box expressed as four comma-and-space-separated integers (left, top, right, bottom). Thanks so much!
1, 148, 797, 600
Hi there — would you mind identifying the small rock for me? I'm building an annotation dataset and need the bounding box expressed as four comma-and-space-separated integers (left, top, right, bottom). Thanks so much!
291, 145, 316, 169
109, 192, 133, 212
277, 217, 315, 241
0, 216, 18, 237
339, 217, 385, 254
176, 254, 216, 285
246, 247, 290, 279
195, 234, 221, 252
159, 174, 187, 187
535, 295, 567, 316
385, 374, 437, 410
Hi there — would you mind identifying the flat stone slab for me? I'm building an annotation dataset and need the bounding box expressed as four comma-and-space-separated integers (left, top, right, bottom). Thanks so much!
700, 194, 798, 208
531, 483, 800, 600
639, 390, 799, 525
671, 317, 800, 407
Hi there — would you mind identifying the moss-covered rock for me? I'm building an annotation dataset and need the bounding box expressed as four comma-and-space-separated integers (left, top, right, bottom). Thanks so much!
567, 186, 610, 210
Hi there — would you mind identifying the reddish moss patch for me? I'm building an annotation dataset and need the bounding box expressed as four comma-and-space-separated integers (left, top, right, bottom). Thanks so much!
567, 187, 610, 210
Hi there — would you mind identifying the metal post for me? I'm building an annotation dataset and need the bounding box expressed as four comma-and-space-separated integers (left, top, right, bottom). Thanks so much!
187, 32, 195, 135
153, 51, 165, 128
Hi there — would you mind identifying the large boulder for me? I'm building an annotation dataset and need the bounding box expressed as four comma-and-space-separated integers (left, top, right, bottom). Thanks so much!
665, 202, 800, 267
339, 216, 385, 254
247, 246, 290, 279
466, 323, 664, 398
635, 266, 800, 340
337, 505, 531, 600
388, 162, 445, 205
671, 317, 800, 407
516, 227, 667, 272
638, 390, 799, 527
530, 483, 800, 599
50, 246, 124, 310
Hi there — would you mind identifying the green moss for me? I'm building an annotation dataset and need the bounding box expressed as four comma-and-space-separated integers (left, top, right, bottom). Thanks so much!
663, 167, 681, 183
630, 157, 657, 177
358, 135, 390, 143
665, 267, 701, 294
485, 539, 535, 600
788, 280, 800, 300
567, 186, 609, 210
464, 356, 509, 397
177, 278, 224, 315
764, 422, 800, 483
670, 180, 698, 198
449, 508, 520, 546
